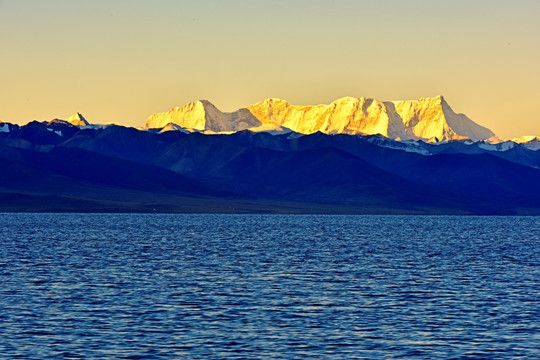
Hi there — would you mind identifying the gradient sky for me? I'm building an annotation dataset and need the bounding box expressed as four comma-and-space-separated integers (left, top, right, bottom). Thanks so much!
1, 0, 539, 139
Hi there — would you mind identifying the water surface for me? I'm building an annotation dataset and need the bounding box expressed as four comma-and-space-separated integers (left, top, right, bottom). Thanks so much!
0, 214, 538, 359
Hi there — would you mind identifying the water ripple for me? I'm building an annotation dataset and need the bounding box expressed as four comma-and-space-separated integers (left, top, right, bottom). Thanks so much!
0, 214, 538, 359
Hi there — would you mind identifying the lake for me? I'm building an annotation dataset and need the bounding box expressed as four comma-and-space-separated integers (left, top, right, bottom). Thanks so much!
0, 214, 538, 359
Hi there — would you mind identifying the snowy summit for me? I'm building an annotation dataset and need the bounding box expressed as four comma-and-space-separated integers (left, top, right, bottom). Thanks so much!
144, 96, 500, 143
67, 112, 90, 127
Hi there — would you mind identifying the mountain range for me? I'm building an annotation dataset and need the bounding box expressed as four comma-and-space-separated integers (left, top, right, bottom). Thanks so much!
1, 96, 539, 214
145, 96, 499, 142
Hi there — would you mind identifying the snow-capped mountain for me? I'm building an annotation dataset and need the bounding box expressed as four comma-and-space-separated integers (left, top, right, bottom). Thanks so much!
54, 112, 112, 130
512, 136, 540, 151
145, 100, 260, 133
66, 112, 90, 127
145, 96, 499, 143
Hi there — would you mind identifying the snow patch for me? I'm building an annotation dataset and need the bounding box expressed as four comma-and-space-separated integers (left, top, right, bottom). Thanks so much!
159, 123, 190, 134
478, 143, 497, 151
518, 142, 540, 151
523, 143, 540, 151
366, 136, 431, 155
79, 124, 112, 130
499, 142, 515, 151
478, 142, 515, 152
0, 123, 9, 133
55, 130, 63, 137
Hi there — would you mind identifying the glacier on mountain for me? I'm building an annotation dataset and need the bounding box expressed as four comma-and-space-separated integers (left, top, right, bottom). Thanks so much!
144, 96, 500, 143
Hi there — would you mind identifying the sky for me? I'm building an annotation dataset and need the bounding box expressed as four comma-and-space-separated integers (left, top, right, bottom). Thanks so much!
0, 0, 539, 139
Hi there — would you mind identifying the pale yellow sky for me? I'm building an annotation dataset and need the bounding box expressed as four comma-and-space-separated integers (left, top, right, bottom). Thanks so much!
0, 0, 539, 139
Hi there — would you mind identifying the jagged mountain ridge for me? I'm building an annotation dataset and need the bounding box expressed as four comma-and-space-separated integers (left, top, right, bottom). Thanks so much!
144, 96, 499, 142
1, 120, 539, 213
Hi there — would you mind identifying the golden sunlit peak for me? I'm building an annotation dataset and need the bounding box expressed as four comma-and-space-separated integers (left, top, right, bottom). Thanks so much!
67, 112, 89, 126
512, 135, 540, 143
144, 96, 499, 142
434, 95, 445, 103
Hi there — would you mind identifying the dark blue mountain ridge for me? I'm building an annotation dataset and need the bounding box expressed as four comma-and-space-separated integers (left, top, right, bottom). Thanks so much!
0, 120, 538, 214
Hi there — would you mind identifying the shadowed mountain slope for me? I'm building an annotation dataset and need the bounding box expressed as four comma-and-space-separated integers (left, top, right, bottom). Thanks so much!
0, 120, 538, 214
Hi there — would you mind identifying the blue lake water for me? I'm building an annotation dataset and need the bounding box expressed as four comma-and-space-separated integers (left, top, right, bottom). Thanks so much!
0, 214, 538, 359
